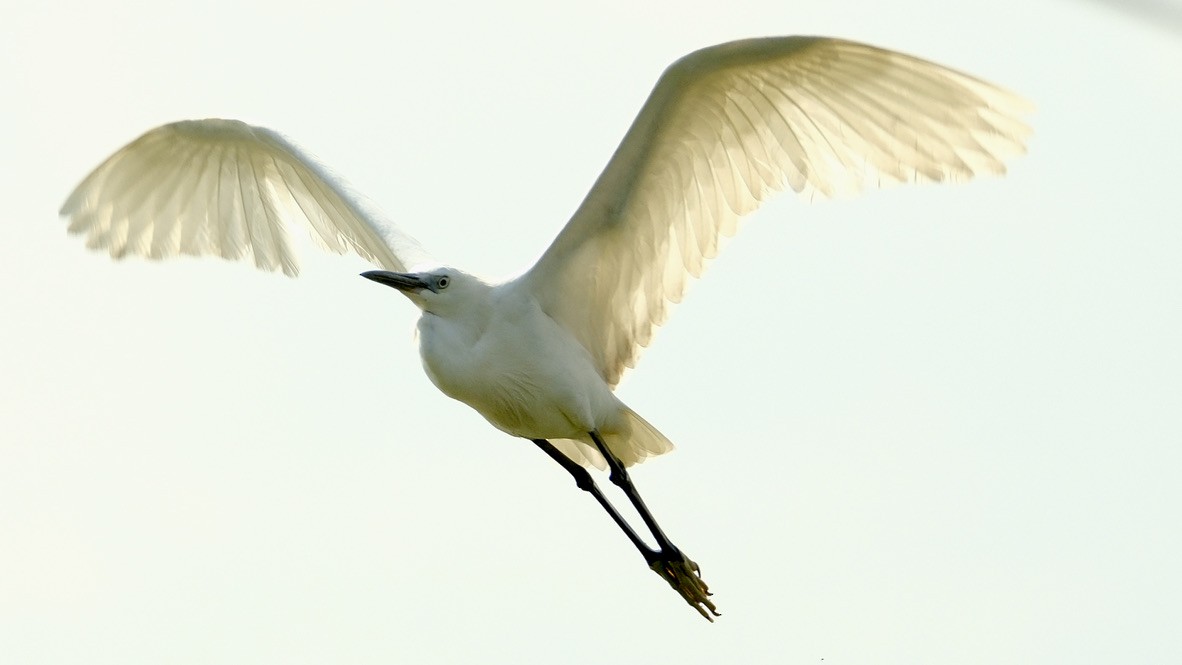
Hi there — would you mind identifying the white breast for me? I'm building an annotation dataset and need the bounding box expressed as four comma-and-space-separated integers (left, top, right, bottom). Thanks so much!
416, 286, 623, 441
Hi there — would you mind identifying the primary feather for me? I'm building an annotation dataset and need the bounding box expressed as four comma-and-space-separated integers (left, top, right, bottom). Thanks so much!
521, 37, 1031, 386
60, 119, 427, 276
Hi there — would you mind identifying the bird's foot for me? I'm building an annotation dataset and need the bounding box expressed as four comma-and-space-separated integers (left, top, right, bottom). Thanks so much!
650, 553, 719, 621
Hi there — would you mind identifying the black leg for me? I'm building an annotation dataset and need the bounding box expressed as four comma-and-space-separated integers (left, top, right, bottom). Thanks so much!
588, 430, 680, 556
532, 434, 720, 621
531, 439, 659, 564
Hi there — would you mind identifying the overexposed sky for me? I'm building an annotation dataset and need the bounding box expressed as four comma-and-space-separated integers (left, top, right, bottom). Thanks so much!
2, 0, 1180, 663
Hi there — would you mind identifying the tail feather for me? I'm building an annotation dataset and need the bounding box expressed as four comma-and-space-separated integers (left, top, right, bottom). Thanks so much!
550, 407, 674, 469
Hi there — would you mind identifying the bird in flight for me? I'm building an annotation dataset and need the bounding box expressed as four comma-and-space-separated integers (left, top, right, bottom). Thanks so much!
60, 37, 1030, 621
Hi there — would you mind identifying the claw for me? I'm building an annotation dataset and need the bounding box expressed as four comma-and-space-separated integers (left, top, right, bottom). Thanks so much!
650, 556, 720, 621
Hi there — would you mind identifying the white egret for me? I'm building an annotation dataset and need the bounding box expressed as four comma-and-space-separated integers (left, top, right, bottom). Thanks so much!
59, 37, 1030, 620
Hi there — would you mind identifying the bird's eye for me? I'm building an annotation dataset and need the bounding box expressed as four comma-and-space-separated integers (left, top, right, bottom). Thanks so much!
437, 276, 450, 290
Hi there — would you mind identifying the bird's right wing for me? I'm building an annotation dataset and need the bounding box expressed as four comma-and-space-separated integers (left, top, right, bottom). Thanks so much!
520, 37, 1032, 386
60, 119, 429, 276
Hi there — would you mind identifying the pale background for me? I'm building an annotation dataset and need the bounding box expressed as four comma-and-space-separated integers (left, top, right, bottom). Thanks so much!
2, 0, 1180, 663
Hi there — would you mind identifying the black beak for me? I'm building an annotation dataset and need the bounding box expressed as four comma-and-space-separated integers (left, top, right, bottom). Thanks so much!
361, 270, 428, 292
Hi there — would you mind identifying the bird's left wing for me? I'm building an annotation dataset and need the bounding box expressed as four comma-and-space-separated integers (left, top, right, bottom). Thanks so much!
60, 119, 428, 276
520, 37, 1032, 386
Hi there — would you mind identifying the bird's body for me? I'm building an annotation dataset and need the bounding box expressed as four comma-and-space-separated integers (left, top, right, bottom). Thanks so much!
59, 36, 1031, 620
403, 270, 671, 467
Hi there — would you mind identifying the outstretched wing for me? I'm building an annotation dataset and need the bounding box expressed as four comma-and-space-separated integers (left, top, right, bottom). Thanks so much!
60, 119, 428, 276
520, 37, 1032, 386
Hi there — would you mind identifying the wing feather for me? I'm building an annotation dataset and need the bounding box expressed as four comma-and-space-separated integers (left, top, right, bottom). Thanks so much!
520, 37, 1031, 386
60, 119, 428, 276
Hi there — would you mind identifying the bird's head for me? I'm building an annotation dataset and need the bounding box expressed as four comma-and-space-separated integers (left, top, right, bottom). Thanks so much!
361, 267, 486, 317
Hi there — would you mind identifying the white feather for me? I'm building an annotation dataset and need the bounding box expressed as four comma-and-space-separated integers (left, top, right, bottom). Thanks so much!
521, 37, 1031, 386
61, 119, 429, 276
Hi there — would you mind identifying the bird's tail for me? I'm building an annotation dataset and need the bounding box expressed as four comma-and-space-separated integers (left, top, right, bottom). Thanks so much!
550, 407, 674, 469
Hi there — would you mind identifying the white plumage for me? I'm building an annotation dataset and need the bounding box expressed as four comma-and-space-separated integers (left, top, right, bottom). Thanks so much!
61, 119, 428, 275
60, 37, 1031, 620
524, 38, 1030, 386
